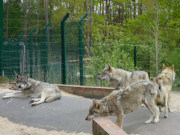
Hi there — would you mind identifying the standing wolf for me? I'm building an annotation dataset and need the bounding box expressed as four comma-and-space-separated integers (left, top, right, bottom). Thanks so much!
86, 80, 160, 128
3, 74, 61, 106
98, 65, 149, 89
154, 64, 176, 118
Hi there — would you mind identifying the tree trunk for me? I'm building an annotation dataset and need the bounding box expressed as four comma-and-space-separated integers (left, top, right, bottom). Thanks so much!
5, 0, 9, 40
89, 0, 93, 48
106, 0, 110, 21
24, 1, 28, 42
155, 11, 159, 75
45, 0, 49, 42
133, 0, 136, 19
102, 0, 104, 15
138, 0, 142, 15
86, 0, 90, 57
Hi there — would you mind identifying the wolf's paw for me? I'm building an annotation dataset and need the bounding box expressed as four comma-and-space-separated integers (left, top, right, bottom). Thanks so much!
31, 103, 36, 106
145, 119, 152, 124
30, 100, 34, 103
154, 118, 159, 123
3, 96, 9, 99
164, 115, 168, 118
168, 108, 172, 113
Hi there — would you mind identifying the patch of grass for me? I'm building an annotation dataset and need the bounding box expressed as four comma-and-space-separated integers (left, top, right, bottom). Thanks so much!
0, 76, 9, 84
173, 75, 180, 91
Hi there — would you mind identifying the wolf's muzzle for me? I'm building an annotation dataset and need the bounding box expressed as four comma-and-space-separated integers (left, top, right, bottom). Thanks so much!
85, 114, 93, 121
98, 75, 103, 80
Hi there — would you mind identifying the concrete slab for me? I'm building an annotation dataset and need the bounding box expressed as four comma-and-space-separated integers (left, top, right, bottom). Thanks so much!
0, 94, 180, 135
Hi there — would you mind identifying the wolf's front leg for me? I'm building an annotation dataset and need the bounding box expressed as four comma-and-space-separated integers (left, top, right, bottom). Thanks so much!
31, 91, 46, 106
116, 113, 124, 128
164, 93, 169, 118
3, 92, 26, 99
144, 103, 154, 124
30, 98, 41, 103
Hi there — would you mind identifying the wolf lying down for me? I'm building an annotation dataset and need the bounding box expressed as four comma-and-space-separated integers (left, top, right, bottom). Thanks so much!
86, 80, 160, 128
3, 74, 61, 106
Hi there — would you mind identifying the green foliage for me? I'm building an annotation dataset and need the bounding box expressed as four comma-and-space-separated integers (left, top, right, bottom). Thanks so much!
2, 0, 180, 86
173, 75, 180, 91
91, 42, 136, 73
51, 0, 86, 27
90, 23, 139, 73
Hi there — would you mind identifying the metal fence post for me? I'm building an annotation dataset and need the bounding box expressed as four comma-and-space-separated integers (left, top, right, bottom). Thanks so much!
29, 28, 36, 78
17, 32, 24, 74
43, 23, 50, 82
134, 45, 137, 69
0, 0, 3, 75
79, 13, 87, 85
61, 13, 70, 84
19, 42, 25, 76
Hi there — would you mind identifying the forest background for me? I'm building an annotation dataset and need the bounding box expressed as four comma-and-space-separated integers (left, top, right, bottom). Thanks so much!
2, 0, 180, 89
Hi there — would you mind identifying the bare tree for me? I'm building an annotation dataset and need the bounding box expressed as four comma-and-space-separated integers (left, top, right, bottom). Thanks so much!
145, 0, 161, 75
154, 11, 159, 75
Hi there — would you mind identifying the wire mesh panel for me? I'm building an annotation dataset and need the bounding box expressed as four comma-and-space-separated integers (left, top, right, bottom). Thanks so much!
1, 1, 179, 87
65, 21, 86, 85
1, 1, 87, 85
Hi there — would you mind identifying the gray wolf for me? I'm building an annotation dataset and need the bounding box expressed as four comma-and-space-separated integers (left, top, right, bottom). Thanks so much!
3, 74, 61, 106
86, 80, 159, 128
98, 65, 149, 89
154, 64, 176, 118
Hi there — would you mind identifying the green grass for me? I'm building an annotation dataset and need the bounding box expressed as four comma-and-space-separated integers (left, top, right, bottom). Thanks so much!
0, 76, 9, 84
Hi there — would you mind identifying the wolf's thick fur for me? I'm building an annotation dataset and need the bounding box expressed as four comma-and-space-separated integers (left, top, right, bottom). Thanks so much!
98, 65, 149, 89
154, 64, 176, 118
3, 74, 61, 106
86, 80, 159, 128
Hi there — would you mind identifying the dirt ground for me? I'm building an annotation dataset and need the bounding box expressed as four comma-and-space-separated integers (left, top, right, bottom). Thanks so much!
0, 84, 179, 135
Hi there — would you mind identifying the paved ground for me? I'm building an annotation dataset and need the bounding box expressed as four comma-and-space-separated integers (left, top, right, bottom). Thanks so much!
0, 94, 180, 135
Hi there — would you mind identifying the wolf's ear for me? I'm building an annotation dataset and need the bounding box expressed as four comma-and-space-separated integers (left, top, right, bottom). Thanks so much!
26, 74, 29, 79
171, 65, 174, 70
163, 64, 166, 69
93, 99, 100, 109
122, 87, 130, 96
93, 99, 96, 105
108, 65, 112, 72
14, 71, 19, 79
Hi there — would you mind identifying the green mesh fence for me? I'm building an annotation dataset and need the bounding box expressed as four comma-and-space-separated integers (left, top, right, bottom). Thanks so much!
1, 2, 87, 85
1, 1, 179, 87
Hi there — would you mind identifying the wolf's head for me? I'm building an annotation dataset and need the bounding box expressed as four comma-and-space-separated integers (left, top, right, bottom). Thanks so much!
161, 64, 176, 82
153, 75, 164, 86
85, 99, 109, 121
15, 74, 31, 90
98, 65, 113, 81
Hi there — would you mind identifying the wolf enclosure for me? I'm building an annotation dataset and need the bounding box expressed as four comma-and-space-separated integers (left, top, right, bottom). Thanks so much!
0, 0, 179, 89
